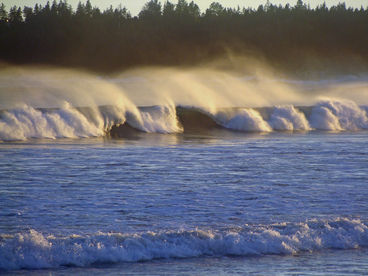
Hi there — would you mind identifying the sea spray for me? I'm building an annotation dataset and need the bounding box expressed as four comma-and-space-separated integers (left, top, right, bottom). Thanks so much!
269, 105, 310, 131
0, 104, 186, 140
0, 104, 107, 140
1, 66, 368, 140
310, 99, 368, 131
126, 105, 183, 134
2, 101, 368, 140
217, 108, 272, 132
114, 67, 306, 111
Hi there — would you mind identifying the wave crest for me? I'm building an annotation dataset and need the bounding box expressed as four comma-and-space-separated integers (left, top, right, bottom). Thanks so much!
270, 105, 310, 131
220, 108, 272, 132
1, 218, 367, 270
0, 104, 182, 141
310, 100, 368, 130
1, 99, 368, 141
0, 103, 107, 140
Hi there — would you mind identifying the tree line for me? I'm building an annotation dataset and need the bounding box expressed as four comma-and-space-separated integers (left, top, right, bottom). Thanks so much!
0, 0, 367, 74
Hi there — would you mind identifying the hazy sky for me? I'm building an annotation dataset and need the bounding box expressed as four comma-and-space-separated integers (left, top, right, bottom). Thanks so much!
2, 1, 366, 15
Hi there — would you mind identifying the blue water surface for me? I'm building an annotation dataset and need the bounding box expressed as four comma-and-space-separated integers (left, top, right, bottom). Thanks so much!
1, 131, 368, 274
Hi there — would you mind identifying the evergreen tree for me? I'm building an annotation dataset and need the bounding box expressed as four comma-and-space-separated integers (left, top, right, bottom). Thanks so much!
9, 6, 22, 23
0, 3, 7, 21
205, 2, 225, 16
163, 1, 175, 17
139, 0, 161, 19
0, 0, 367, 74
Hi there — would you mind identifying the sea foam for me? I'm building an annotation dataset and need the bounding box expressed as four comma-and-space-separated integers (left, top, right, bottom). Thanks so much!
1, 99, 368, 141
0, 103, 107, 141
0, 104, 182, 141
127, 105, 183, 134
220, 108, 272, 132
269, 105, 310, 131
1, 218, 367, 270
310, 99, 368, 131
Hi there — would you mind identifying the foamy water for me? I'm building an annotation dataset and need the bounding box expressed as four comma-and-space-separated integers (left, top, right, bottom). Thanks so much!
0, 99, 367, 141
1, 71, 368, 274
1, 130, 368, 273
1, 218, 367, 270
0, 67, 368, 141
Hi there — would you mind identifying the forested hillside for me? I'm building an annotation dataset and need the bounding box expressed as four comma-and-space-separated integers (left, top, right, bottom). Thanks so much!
0, 0, 367, 74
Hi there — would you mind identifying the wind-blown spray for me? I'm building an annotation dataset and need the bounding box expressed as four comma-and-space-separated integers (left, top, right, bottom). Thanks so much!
0, 65, 367, 140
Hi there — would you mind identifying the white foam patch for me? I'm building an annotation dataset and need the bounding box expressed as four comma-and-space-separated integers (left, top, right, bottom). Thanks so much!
1, 218, 367, 270
221, 109, 272, 132
128, 105, 183, 134
0, 103, 125, 141
1, 100, 368, 141
269, 106, 310, 131
310, 99, 368, 131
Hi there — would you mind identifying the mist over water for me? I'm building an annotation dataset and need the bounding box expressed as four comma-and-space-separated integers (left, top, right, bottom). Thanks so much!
0, 64, 367, 141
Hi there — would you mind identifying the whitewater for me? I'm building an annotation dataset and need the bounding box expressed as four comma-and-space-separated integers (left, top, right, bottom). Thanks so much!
1, 99, 368, 141
1, 67, 368, 274
0, 67, 367, 141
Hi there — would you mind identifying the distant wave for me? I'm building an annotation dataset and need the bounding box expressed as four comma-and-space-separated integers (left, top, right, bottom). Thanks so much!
0, 217, 367, 270
0, 99, 368, 141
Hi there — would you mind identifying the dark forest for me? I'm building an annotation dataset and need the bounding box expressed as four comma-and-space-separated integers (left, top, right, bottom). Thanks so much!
1, 0, 367, 74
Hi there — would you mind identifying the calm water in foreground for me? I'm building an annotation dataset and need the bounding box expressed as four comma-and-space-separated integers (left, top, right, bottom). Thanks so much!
1, 131, 368, 275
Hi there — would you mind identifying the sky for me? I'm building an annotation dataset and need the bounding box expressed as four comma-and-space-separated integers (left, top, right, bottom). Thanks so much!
2, 0, 366, 15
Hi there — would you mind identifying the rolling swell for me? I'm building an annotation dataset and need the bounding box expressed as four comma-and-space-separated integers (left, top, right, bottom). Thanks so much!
0, 218, 367, 271
0, 99, 368, 141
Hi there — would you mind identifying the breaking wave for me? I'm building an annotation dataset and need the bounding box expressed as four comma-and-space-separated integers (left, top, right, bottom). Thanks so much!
0, 103, 120, 141
269, 105, 311, 131
0, 104, 182, 141
310, 100, 368, 131
218, 108, 272, 132
1, 217, 367, 271
0, 99, 367, 141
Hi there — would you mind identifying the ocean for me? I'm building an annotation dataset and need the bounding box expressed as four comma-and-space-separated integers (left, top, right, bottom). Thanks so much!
0, 69, 368, 274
